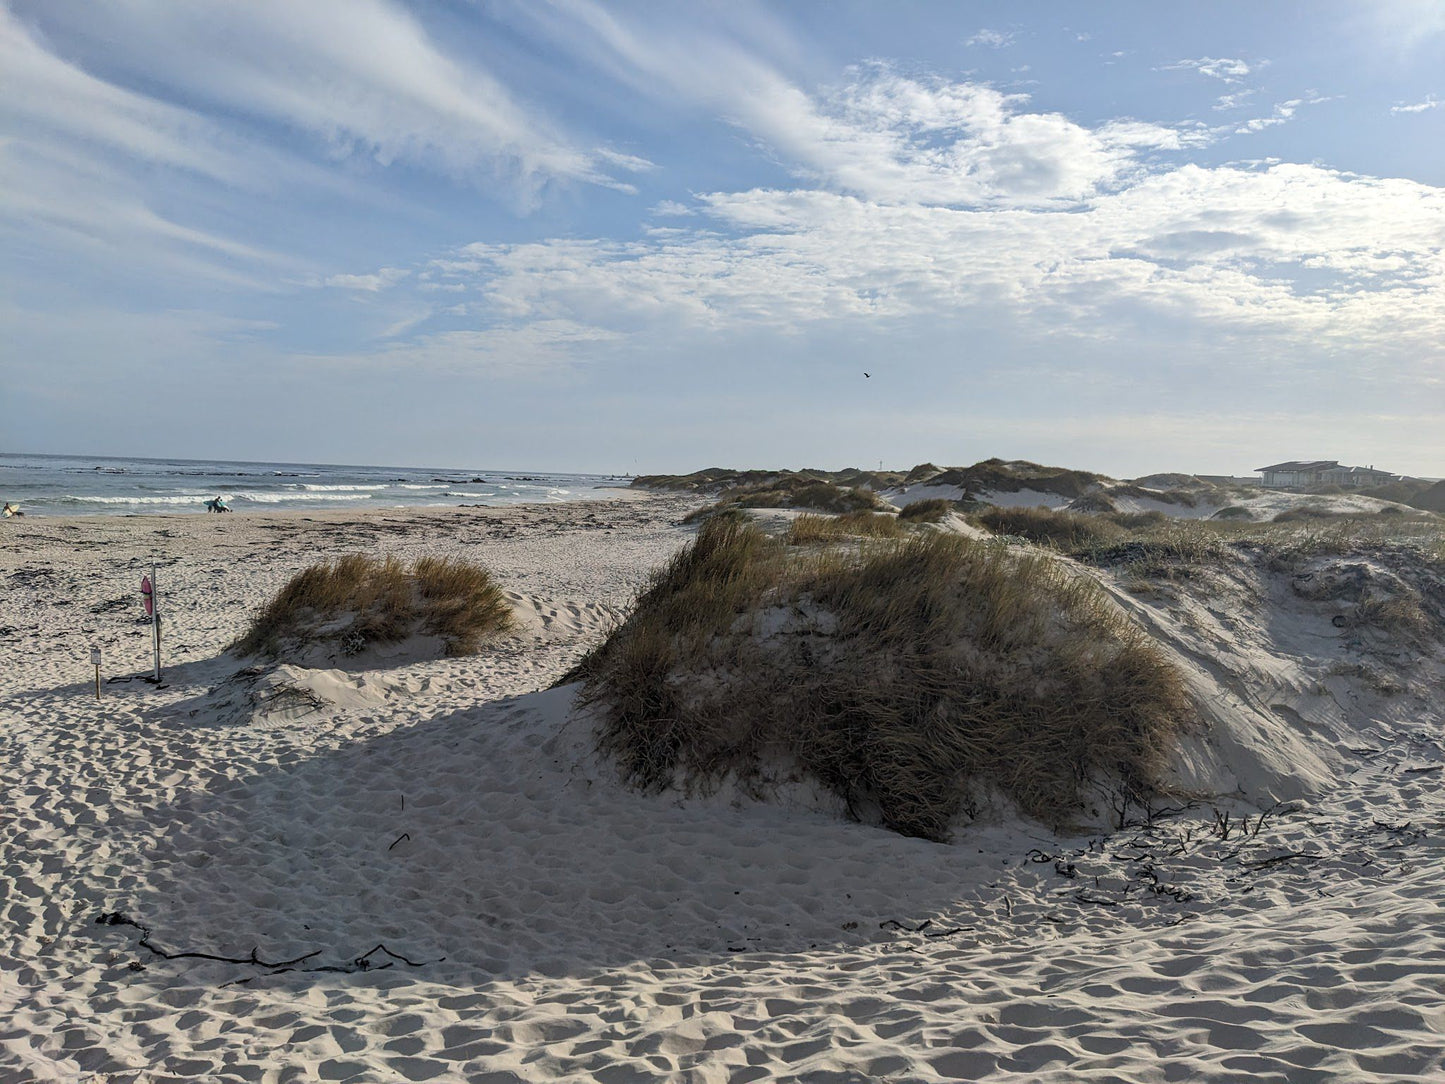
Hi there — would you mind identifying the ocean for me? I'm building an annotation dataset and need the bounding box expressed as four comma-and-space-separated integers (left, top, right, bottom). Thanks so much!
0, 453, 632, 517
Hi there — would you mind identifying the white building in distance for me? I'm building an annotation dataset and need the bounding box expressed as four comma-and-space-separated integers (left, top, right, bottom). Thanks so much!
1255, 460, 1397, 489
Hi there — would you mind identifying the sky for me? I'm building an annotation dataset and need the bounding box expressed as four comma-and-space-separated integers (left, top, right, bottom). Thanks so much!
2, 0, 1443, 478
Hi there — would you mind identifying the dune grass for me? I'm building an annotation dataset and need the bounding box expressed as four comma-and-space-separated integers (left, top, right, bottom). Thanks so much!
897, 498, 955, 523
235, 553, 513, 658
975, 505, 1125, 550
726, 479, 891, 513
786, 511, 907, 544
573, 518, 1192, 840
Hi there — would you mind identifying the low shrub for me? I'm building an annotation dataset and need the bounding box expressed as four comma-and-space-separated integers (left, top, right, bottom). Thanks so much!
732, 480, 890, 513
976, 505, 1124, 549
1105, 510, 1171, 529
235, 553, 513, 658
897, 498, 955, 523
1213, 506, 1253, 521
786, 511, 906, 544
682, 502, 750, 526
1069, 492, 1119, 514
1272, 505, 1344, 523
573, 518, 1192, 840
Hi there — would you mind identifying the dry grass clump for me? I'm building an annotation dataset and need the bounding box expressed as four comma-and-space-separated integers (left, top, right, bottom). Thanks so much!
1104, 510, 1170, 530
1079, 522, 1234, 579
683, 479, 892, 520
786, 511, 906, 544
681, 502, 751, 526
976, 505, 1125, 549
1069, 491, 1119, 514
1347, 592, 1432, 640
574, 518, 1192, 840
1272, 505, 1345, 523
235, 553, 512, 658
727, 479, 891, 514
898, 498, 955, 523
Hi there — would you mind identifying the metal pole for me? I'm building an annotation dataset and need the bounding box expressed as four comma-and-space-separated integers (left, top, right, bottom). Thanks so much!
152, 563, 161, 683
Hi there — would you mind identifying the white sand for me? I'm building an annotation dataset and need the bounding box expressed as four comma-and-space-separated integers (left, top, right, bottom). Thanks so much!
3, 500, 1444, 1083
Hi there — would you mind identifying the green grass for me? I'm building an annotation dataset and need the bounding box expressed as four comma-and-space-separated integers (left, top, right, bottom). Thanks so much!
235, 553, 513, 658
573, 518, 1192, 840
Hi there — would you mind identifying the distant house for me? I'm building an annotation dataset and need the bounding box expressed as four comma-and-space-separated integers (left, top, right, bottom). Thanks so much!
1255, 460, 1396, 489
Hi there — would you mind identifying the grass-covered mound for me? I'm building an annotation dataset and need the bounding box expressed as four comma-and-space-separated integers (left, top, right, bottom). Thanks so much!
785, 511, 906, 544
571, 518, 1192, 841
683, 479, 893, 524
721, 478, 891, 513
975, 505, 1125, 549
897, 498, 955, 523
235, 553, 513, 658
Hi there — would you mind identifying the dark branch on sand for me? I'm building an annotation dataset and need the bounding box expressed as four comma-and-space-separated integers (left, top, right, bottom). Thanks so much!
95, 911, 444, 976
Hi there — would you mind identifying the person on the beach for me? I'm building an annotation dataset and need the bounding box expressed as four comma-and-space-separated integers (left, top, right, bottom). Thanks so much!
205, 496, 230, 513
2, 502, 21, 517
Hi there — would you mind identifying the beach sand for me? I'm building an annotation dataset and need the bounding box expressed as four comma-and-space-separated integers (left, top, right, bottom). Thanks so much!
3, 500, 1443, 1082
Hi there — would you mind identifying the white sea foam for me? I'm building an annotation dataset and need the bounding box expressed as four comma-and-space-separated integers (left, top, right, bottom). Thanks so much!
236, 492, 372, 503
51, 492, 373, 506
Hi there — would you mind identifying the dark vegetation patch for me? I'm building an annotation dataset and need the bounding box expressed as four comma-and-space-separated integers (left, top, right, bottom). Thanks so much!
1067, 491, 1119, 514
570, 518, 1193, 841
723, 479, 891, 513
1104, 510, 1171, 530
923, 459, 1104, 500
897, 498, 956, 523
235, 553, 513, 658
1360, 478, 1445, 513
786, 511, 906, 544
975, 506, 1125, 550
636, 457, 1109, 504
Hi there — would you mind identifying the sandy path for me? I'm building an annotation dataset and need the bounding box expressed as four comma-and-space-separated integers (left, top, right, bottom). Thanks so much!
2, 502, 1443, 1082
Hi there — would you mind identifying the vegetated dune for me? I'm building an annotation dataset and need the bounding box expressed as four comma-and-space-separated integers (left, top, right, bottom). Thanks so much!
1076, 526, 1445, 804
233, 552, 516, 666
642, 459, 1439, 525
578, 515, 1445, 838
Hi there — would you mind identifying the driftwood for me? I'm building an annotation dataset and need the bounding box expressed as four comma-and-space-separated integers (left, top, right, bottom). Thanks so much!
95, 911, 442, 976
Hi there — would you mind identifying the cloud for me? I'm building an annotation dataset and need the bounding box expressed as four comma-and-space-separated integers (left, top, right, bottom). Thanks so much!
325, 268, 409, 292
501, 7, 1192, 209
1161, 57, 1255, 83
12, 0, 630, 195
595, 148, 657, 172
1392, 95, 1441, 113
301, 321, 622, 377
721, 65, 1190, 207
0, 138, 294, 288
966, 29, 1015, 48
376, 159, 1445, 383
1234, 94, 1334, 134
1213, 90, 1255, 111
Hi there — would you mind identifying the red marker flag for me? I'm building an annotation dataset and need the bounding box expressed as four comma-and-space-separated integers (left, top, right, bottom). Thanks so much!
141, 574, 154, 616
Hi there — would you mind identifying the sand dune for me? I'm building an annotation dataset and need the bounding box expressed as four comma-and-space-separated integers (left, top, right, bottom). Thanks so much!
3, 499, 1443, 1082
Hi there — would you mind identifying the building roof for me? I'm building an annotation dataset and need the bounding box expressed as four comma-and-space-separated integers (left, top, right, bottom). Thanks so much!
1255, 460, 1339, 473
